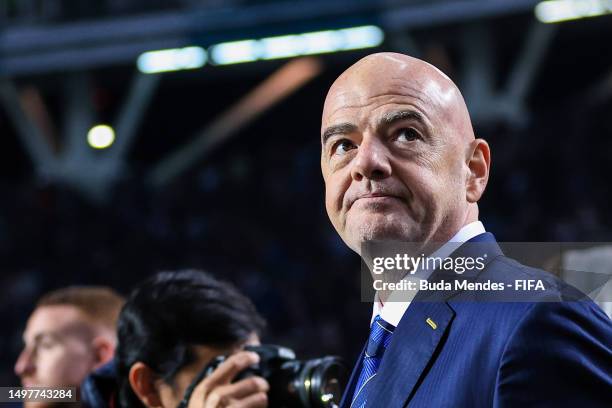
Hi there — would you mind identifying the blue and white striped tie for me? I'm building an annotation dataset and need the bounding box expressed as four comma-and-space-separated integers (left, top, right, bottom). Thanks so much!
350, 315, 395, 408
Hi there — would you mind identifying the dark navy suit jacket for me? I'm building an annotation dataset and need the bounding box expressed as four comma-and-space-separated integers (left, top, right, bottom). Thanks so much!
340, 233, 612, 407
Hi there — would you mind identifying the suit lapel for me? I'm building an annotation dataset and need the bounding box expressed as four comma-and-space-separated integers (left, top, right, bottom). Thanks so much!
343, 233, 502, 407
366, 301, 455, 408
364, 233, 502, 407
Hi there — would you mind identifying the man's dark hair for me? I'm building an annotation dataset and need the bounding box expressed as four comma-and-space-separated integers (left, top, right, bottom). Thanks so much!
115, 270, 265, 407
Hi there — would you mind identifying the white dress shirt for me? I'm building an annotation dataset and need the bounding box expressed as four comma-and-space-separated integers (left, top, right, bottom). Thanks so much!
371, 221, 486, 327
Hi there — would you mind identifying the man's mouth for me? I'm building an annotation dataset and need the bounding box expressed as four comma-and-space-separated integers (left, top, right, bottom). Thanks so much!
352, 194, 403, 207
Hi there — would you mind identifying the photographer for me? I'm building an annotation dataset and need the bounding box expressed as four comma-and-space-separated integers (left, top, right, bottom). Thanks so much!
113, 270, 269, 408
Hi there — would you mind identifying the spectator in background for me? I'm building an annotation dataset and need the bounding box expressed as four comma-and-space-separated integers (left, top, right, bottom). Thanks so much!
101, 270, 269, 408
14, 286, 124, 407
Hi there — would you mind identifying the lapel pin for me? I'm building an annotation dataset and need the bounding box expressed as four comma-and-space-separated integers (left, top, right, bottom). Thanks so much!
426, 317, 437, 330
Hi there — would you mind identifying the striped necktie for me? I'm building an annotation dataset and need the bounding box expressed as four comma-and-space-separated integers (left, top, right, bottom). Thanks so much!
350, 315, 395, 408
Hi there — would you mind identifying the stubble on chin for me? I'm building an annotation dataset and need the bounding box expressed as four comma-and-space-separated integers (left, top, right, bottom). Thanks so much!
344, 216, 417, 254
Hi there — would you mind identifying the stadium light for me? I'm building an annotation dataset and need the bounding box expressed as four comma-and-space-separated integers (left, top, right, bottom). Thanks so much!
341, 26, 385, 50
535, 0, 612, 23
209, 40, 260, 65
300, 30, 342, 55
137, 46, 207, 74
209, 25, 385, 65
87, 124, 115, 149
260, 35, 303, 60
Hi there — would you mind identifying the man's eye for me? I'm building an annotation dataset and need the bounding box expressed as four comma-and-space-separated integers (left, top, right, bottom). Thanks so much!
333, 139, 356, 155
37, 339, 56, 350
395, 128, 421, 142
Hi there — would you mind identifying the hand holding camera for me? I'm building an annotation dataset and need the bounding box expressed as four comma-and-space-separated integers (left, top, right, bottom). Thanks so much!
194, 345, 346, 408
187, 351, 269, 408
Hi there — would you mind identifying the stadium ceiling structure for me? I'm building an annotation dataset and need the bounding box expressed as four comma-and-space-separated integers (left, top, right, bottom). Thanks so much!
0, 0, 609, 201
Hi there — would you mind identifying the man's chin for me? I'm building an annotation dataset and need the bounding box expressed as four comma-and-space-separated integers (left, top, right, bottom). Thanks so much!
344, 222, 422, 254
24, 402, 65, 408
21, 383, 80, 408
355, 222, 418, 243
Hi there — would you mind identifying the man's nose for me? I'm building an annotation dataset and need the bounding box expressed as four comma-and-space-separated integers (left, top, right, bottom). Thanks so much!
350, 137, 391, 181
14, 348, 35, 378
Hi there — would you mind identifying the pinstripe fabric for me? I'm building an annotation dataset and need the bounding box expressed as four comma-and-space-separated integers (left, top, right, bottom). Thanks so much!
350, 315, 395, 408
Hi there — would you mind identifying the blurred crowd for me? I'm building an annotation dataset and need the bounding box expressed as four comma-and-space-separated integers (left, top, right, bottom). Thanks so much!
1, 79, 611, 388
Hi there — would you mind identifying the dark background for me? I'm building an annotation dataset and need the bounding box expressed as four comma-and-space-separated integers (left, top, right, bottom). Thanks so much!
1, 0, 612, 385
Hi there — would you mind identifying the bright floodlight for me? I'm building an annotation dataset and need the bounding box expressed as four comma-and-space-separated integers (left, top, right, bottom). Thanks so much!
209, 25, 385, 65
260, 35, 302, 60
209, 40, 260, 65
340, 26, 385, 50
300, 30, 342, 55
535, 0, 612, 23
137, 46, 207, 74
87, 125, 115, 149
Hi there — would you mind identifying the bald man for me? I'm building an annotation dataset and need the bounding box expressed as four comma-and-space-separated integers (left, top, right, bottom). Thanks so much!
321, 53, 612, 407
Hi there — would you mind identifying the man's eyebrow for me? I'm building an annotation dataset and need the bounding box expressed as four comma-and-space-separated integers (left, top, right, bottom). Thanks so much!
378, 110, 426, 128
23, 333, 44, 348
32, 333, 48, 343
321, 122, 358, 144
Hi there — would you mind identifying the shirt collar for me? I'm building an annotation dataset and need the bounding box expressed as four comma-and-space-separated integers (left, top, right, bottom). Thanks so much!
371, 221, 486, 327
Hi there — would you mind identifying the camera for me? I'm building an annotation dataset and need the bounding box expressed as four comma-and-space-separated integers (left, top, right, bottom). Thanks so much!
205, 345, 348, 408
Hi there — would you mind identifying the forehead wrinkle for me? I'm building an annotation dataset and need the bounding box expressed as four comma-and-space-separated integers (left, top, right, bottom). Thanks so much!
322, 52, 474, 161
325, 91, 436, 132
325, 78, 444, 119
325, 90, 427, 116
323, 69, 465, 140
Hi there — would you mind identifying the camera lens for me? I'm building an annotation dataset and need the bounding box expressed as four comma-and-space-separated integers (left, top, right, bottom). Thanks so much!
296, 357, 347, 408
235, 345, 348, 408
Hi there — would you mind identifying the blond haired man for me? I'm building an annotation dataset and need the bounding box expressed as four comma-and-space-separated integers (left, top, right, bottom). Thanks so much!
15, 286, 124, 407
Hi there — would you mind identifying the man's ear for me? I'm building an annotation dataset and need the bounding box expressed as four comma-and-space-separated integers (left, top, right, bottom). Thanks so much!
466, 138, 490, 203
129, 362, 163, 408
91, 336, 115, 369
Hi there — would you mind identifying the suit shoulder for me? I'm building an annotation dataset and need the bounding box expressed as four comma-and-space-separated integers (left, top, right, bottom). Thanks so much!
486, 255, 557, 282
482, 255, 590, 301
495, 295, 612, 405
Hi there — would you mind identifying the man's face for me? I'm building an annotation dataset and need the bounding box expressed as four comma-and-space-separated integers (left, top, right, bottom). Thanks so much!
321, 55, 472, 254
15, 305, 97, 394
